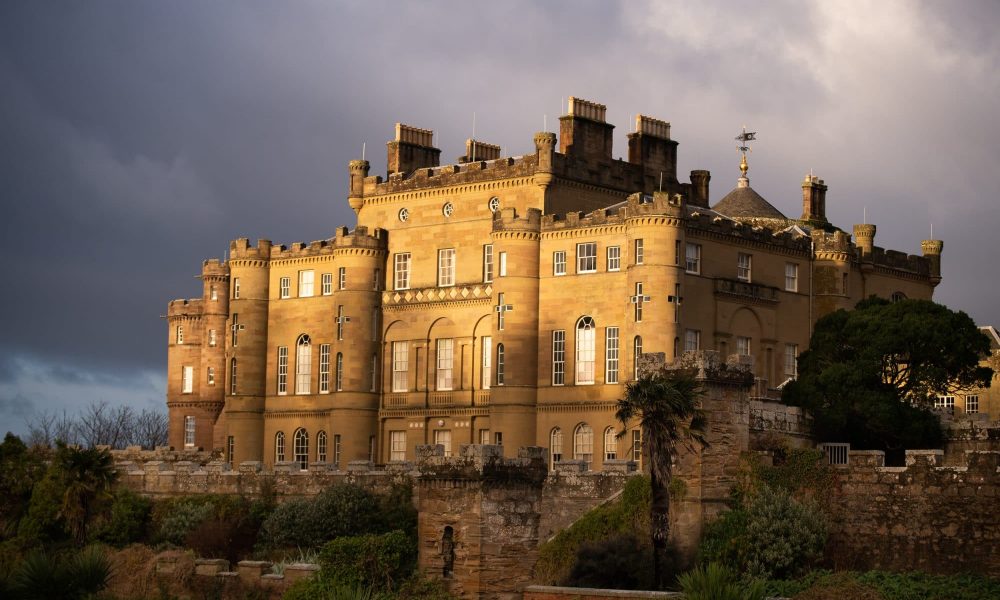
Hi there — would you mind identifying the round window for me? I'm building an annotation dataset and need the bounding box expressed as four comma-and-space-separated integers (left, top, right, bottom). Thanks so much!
398, 207, 409, 222
488, 197, 500, 213
442, 202, 454, 217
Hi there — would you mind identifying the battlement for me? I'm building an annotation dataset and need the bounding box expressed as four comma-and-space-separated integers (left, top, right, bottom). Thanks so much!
685, 211, 812, 253
167, 298, 204, 318
229, 238, 273, 261
200, 258, 228, 278
267, 226, 388, 260
540, 206, 626, 231
869, 245, 930, 274
624, 191, 685, 218
494, 207, 542, 233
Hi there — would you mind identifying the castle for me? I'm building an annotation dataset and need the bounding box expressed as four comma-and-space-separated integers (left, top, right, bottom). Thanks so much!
165, 96, 944, 469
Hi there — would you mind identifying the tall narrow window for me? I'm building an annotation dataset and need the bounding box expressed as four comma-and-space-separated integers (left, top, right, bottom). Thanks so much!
277, 346, 288, 395
209, 329, 216, 347
337, 306, 347, 340
784, 344, 798, 378
232, 277, 240, 299
299, 270, 314, 297
333, 434, 342, 467
182, 366, 193, 394
494, 432, 503, 446
229, 358, 237, 394
296, 335, 312, 394
552, 330, 566, 386
482, 336, 492, 389
317, 431, 327, 463
436, 339, 454, 391
633, 336, 643, 379
604, 427, 617, 461
737, 253, 752, 282
496, 343, 505, 386
275, 431, 285, 463
438, 248, 456, 287
390, 431, 406, 461
210, 285, 217, 301
207, 367, 215, 386
336, 352, 344, 391
635, 282, 645, 322
632, 430, 642, 463
394, 253, 411, 290
483, 244, 494, 282
373, 268, 381, 291
675, 240, 681, 265
785, 263, 799, 292
280, 277, 291, 299
686, 243, 701, 274
577, 242, 597, 273
176, 326, 184, 345
369, 436, 376, 462
574, 424, 594, 469
184, 416, 195, 447
227, 435, 234, 466
479, 429, 490, 445
392, 342, 408, 392
231, 313, 240, 347
842, 272, 849, 295
673, 283, 681, 323
553, 251, 567, 276
550, 428, 563, 468
685, 330, 701, 353
605, 327, 619, 384
322, 272, 333, 295
319, 344, 331, 393
576, 316, 596, 385
606, 246, 620, 271
497, 292, 508, 330
434, 430, 453, 457
370, 354, 378, 392
293, 428, 309, 470
737, 336, 751, 356
338, 267, 347, 290
634, 239, 644, 264
371, 307, 379, 341
499, 252, 507, 276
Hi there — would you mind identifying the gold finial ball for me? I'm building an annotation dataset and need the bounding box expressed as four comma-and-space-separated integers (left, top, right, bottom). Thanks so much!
739, 153, 749, 177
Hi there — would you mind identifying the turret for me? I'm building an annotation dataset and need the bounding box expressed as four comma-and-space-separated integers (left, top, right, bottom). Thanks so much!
853, 223, 876, 270
533, 131, 556, 190
386, 123, 440, 177
348, 159, 370, 214
689, 170, 711, 208
921, 239, 943, 286
559, 96, 614, 162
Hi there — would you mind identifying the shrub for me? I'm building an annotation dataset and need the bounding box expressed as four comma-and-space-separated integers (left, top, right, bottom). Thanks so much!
91, 488, 152, 547
318, 530, 416, 592
283, 577, 386, 600
7, 545, 112, 600
677, 562, 765, 600
563, 533, 653, 590
395, 575, 458, 600
157, 499, 213, 546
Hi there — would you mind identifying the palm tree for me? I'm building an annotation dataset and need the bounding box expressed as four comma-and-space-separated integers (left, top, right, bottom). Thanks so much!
616, 369, 708, 590
54, 441, 117, 544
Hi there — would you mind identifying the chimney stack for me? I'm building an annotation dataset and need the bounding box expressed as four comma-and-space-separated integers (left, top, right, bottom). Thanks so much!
387, 123, 441, 177
689, 170, 711, 208
458, 139, 501, 163
627, 114, 678, 187
801, 175, 829, 223
559, 96, 614, 162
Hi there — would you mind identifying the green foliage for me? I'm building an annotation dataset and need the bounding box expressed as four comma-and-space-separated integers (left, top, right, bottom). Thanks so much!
53, 442, 117, 544
283, 577, 387, 600
535, 475, 651, 586
20, 468, 68, 542
156, 499, 214, 546
317, 530, 416, 592
563, 533, 653, 590
763, 570, 1000, 600
153, 494, 264, 562
699, 485, 826, 580
742, 448, 835, 506
6, 544, 111, 600
394, 575, 458, 600
0, 434, 46, 541
677, 563, 766, 600
90, 488, 152, 547
783, 298, 992, 453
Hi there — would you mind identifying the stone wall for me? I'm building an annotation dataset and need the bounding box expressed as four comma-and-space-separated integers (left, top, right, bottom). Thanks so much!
749, 400, 812, 448
826, 449, 1000, 574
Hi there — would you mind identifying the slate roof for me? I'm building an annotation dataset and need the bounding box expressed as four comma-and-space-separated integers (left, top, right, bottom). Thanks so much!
711, 185, 788, 221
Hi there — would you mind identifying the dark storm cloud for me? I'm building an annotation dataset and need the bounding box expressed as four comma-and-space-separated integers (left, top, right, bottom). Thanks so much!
0, 1, 997, 427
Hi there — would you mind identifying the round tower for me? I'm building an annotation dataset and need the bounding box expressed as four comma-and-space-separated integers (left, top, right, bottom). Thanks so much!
348, 159, 370, 215
200, 259, 230, 450
488, 207, 542, 456
533, 132, 556, 191
921, 239, 943, 287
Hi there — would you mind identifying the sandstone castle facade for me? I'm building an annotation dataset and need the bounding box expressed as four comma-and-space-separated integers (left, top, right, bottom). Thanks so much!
166, 97, 944, 469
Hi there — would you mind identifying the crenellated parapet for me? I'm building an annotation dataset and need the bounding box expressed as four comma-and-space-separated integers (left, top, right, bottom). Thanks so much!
685, 211, 812, 255
167, 298, 204, 319
266, 226, 388, 261
366, 154, 539, 196
492, 207, 542, 238
228, 238, 272, 265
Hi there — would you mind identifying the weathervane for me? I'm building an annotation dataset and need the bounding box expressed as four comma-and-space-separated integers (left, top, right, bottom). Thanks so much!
735, 125, 757, 183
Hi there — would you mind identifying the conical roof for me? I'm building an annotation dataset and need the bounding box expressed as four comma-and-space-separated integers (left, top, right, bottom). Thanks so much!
712, 183, 788, 221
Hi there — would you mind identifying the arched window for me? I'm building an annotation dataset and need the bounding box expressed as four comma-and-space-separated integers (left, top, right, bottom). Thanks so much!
496, 343, 505, 385
275, 431, 285, 463
574, 423, 593, 469
229, 358, 237, 394
293, 428, 309, 470
633, 336, 643, 379
336, 352, 344, 391
317, 431, 328, 463
296, 334, 312, 394
604, 426, 617, 461
550, 427, 563, 468
576, 317, 596, 384
891, 291, 907, 303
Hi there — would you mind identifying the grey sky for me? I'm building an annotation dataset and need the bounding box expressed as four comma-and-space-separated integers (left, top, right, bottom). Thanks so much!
1, 1, 997, 431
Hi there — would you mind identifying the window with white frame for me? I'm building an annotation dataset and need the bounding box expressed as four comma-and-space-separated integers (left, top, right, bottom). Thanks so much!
434, 430, 453, 457
317, 430, 327, 463
553, 251, 567, 275
184, 415, 195, 447
319, 344, 330, 393
293, 428, 309, 470
322, 272, 333, 295
229, 358, 237, 394
209, 329, 216, 347
299, 270, 314, 297
390, 431, 406, 461
966, 395, 980, 414
482, 337, 492, 389
497, 292, 508, 331
552, 330, 566, 385
737, 253, 752, 282
499, 252, 507, 276
634, 239, 644, 264
604, 426, 617, 461
483, 244, 494, 282
785, 263, 799, 292
337, 305, 347, 340
207, 367, 215, 386
227, 436, 234, 466
494, 431, 503, 446
607, 246, 620, 271
277, 346, 288, 394
685, 243, 701, 274
606, 327, 619, 384
182, 365, 193, 394
784, 344, 798, 378
338, 267, 346, 290
393, 253, 411, 290
496, 343, 505, 386
176, 326, 184, 345
736, 336, 751, 356
232, 277, 240, 299
333, 433, 342, 467
574, 423, 594, 468
632, 430, 642, 463
634, 282, 645, 322
684, 329, 701, 353
280, 277, 291, 299
296, 335, 312, 394
576, 316, 596, 384
335, 352, 343, 391
935, 395, 955, 410
479, 429, 490, 445
275, 431, 285, 462
550, 428, 563, 467
633, 336, 643, 379
577, 242, 597, 273
438, 248, 455, 287
437, 339, 454, 390
210, 285, 217, 301
392, 342, 408, 392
